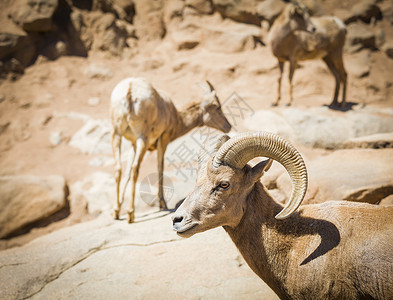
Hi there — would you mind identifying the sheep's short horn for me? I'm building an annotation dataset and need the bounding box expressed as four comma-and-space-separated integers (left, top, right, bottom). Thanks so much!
213, 132, 308, 219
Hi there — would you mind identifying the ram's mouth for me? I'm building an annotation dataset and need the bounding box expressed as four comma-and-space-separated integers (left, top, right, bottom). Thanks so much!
173, 221, 198, 237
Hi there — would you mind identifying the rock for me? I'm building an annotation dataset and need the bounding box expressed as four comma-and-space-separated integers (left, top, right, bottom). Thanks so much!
256, 0, 285, 28
0, 214, 278, 299
169, 24, 201, 50
345, 22, 376, 52
212, 0, 261, 26
84, 63, 113, 79
133, 0, 166, 40
9, 0, 58, 32
275, 149, 393, 205
185, 0, 214, 15
382, 41, 393, 60
242, 110, 295, 141
0, 31, 36, 67
345, 0, 382, 24
49, 131, 62, 146
343, 132, 393, 149
91, 12, 129, 55
379, 195, 393, 206
346, 50, 371, 78
244, 107, 393, 149
93, 0, 135, 23
0, 175, 67, 239
69, 119, 112, 155
71, 172, 115, 216
308, 149, 393, 204
201, 21, 260, 53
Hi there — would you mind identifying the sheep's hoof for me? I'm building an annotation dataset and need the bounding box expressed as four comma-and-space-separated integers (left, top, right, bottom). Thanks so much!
113, 209, 120, 220
127, 210, 135, 223
159, 200, 168, 210
271, 102, 279, 107
285, 103, 292, 107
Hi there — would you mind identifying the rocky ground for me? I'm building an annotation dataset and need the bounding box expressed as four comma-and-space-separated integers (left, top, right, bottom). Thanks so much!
0, 0, 393, 299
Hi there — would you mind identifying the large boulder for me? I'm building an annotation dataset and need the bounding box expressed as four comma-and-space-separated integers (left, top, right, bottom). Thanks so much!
270, 148, 393, 206
0, 175, 68, 239
133, 0, 166, 40
306, 149, 393, 204
9, 0, 58, 32
0, 31, 35, 66
212, 0, 261, 26
244, 107, 393, 149
343, 132, 393, 149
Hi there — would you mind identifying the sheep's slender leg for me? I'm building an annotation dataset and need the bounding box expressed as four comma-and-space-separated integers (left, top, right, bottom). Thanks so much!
111, 130, 122, 220
323, 56, 340, 107
119, 144, 135, 206
336, 54, 347, 107
287, 60, 297, 106
273, 61, 284, 106
126, 138, 147, 223
157, 137, 169, 210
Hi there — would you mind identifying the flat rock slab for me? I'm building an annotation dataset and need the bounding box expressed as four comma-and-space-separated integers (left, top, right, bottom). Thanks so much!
244, 106, 393, 149
0, 212, 278, 300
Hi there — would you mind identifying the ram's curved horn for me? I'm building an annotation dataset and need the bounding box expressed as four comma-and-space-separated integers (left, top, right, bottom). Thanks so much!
213, 132, 308, 219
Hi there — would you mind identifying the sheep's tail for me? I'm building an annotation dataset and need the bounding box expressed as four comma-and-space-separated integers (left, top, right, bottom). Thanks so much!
126, 82, 134, 113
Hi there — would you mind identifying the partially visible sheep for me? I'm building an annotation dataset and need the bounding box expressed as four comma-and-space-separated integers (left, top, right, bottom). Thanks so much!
268, 2, 347, 107
172, 132, 393, 299
110, 77, 231, 223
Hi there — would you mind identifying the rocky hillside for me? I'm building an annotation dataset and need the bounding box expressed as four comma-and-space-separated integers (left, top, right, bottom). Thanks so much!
0, 0, 392, 298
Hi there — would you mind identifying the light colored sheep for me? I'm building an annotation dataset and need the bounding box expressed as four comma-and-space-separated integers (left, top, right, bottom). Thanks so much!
110, 77, 231, 223
268, 2, 347, 107
172, 132, 393, 299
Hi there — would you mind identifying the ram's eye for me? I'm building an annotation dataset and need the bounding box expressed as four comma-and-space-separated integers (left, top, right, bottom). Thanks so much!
219, 182, 230, 189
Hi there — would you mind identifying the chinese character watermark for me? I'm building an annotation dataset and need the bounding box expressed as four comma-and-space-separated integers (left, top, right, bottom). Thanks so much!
165, 92, 254, 183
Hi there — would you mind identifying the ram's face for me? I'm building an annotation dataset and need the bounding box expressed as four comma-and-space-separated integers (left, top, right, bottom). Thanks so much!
172, 157, 272, 237
172, 159, 249, 237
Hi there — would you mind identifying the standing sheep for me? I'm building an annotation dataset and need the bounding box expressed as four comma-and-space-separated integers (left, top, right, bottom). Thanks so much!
269, 2, 348, 107
110, 77, 231, 223
172, 132, 393, 299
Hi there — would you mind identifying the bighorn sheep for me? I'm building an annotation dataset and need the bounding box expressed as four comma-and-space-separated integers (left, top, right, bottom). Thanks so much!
110, 77, 231, 223
172, 132, 393, 299
268, 3, 347, 107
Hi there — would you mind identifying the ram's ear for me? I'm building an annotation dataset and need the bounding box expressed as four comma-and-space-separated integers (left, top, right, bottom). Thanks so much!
249, 159, 273, 183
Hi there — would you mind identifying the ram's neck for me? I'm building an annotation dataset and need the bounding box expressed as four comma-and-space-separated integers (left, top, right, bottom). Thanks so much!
224, 183, 294, 299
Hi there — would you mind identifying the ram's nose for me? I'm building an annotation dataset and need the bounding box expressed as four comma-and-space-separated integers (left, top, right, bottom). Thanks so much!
172, 214, 184, 230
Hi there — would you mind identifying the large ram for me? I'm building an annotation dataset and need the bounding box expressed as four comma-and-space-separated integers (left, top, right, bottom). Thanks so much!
172, 132, 393, 299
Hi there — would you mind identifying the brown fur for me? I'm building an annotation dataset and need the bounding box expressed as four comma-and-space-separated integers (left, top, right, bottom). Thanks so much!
268, 3, 347, 107
173, 157, 393, 299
